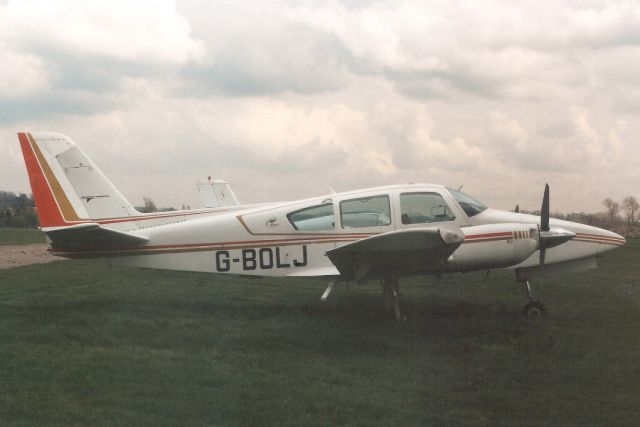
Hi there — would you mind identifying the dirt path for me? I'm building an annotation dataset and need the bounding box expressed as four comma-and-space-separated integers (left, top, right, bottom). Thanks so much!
0, 244, 64, 269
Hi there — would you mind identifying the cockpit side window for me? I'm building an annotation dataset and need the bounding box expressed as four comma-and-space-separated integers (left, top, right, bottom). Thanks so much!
340, 195, 391, 228
287, 203, 334, 231
447, 188, 488, 217
400, 192, 455, 224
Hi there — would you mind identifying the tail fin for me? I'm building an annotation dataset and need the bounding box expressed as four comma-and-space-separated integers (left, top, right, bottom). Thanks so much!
197, 178, 240, 208
18, 132, 139, 228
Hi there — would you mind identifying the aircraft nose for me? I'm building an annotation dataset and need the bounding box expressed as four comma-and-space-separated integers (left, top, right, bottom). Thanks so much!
575, 227, 626, 252
602, 229, 626, 245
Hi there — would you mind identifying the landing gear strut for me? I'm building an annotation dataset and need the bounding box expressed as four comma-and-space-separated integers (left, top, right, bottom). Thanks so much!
383, 277, 407, 322
321, 278, 336, 302
521, 280, 547, 317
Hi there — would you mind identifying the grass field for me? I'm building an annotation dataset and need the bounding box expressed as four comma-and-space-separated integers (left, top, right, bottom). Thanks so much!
0, 240, 638, 426
0, 228, 45, 245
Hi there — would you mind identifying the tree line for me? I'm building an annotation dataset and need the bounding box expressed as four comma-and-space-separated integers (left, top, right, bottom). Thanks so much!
0, 191, 38, 228
0, 192, 175, 228
518, 196, 639, 236
602, 196, 639, 229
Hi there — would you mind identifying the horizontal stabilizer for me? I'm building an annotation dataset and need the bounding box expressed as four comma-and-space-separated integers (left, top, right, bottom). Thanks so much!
326, 226, 464, 280
197, 179, 240, 208
45, 223, 148, 251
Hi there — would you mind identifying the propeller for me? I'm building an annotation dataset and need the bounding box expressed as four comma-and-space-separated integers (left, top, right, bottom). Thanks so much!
541, 184, 550, 232
539, 184, 550, 270
537, 183, 575, 273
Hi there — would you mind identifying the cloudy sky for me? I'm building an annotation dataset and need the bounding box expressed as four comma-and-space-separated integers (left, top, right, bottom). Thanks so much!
1, 0, 638, 213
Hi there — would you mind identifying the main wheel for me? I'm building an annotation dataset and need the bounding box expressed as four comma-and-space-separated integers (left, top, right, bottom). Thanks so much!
523, 301, 547, 317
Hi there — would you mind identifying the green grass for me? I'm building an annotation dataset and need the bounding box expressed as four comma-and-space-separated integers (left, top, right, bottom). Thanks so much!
0, 228, 45, 245
0, 240, 639, 426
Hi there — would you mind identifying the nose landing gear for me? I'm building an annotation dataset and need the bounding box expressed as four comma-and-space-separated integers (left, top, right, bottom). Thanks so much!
521, 280, 547, 317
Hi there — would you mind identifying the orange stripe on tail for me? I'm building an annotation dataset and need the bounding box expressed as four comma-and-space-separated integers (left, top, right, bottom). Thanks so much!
18, 132, 74, 227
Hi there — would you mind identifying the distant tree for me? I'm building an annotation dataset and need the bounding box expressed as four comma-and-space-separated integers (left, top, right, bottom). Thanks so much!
565, 212, 606, 228
141, 197, 158, 213
16, 193, 29, 211
602, 198, 620, 226
621, 196, 639, 227
0, 191, 38, 228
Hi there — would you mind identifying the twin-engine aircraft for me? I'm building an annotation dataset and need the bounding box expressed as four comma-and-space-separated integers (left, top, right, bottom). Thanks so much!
18, 132, 625, 320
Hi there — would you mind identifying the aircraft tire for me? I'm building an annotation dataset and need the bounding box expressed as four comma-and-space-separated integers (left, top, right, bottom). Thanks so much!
523, 301, 547, 317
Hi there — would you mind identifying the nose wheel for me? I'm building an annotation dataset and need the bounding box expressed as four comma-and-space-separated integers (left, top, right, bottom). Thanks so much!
521, 280, 547, 317
523, 300, 547, 316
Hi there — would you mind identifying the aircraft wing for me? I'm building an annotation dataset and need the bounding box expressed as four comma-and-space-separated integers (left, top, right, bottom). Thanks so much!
44, 223, 148, 251
326, 226, 464, 280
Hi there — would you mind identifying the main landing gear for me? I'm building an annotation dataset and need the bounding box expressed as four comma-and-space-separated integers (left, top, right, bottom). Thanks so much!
320, 276, 407, 322
383, 276, 407, 322
521, 280, 547, 317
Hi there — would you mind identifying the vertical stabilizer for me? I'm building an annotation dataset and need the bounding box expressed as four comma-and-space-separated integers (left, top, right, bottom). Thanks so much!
18, 132, 139, 228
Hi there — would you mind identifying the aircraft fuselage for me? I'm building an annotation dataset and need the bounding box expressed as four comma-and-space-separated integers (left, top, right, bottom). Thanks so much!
48, 184, 624, 280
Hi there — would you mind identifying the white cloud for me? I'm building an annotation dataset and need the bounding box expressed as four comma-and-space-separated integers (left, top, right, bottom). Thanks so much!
1, 0, 204, 64
287, 0, 640, 101
0, 43, 49, 96
488, 111, 529, 154
1, 0, 639, 214
485, 106, 630, 178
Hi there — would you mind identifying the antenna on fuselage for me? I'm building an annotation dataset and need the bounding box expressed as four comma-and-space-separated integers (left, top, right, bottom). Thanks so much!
325, 183, 336, 195
457, 185, 464, 191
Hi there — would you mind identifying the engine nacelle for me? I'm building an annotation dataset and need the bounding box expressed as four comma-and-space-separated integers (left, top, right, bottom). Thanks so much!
446, 223, 538, 272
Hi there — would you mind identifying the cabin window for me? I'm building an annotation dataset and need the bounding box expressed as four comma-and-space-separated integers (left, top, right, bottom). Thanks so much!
400, 192, 456, 224
340, 195, 391, 228
287, 203, 335, 231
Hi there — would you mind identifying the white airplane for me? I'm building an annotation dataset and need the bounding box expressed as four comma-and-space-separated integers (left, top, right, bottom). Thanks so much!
18, 132, 626, 320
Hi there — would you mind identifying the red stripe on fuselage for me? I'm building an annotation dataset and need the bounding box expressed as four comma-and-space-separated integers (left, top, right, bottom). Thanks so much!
463, 231, 513, 244
575, 233, 625, 243
464, 231, 513, 239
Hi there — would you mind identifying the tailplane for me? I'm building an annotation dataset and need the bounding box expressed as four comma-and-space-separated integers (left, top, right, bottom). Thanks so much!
197, 177, 240, 208
18, 132, 139, 228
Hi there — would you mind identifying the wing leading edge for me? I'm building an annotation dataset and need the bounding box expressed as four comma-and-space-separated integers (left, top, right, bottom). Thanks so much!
326, 226, 465, 280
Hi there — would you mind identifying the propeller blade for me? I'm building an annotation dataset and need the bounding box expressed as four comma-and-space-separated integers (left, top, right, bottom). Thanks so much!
539, 184, 550, 277
538, 224, 546, 286
539, 244, 546, 287
541, 184, 550, 232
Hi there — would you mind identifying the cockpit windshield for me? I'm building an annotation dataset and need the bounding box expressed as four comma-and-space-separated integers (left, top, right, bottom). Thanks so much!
447, 188, 488, 217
